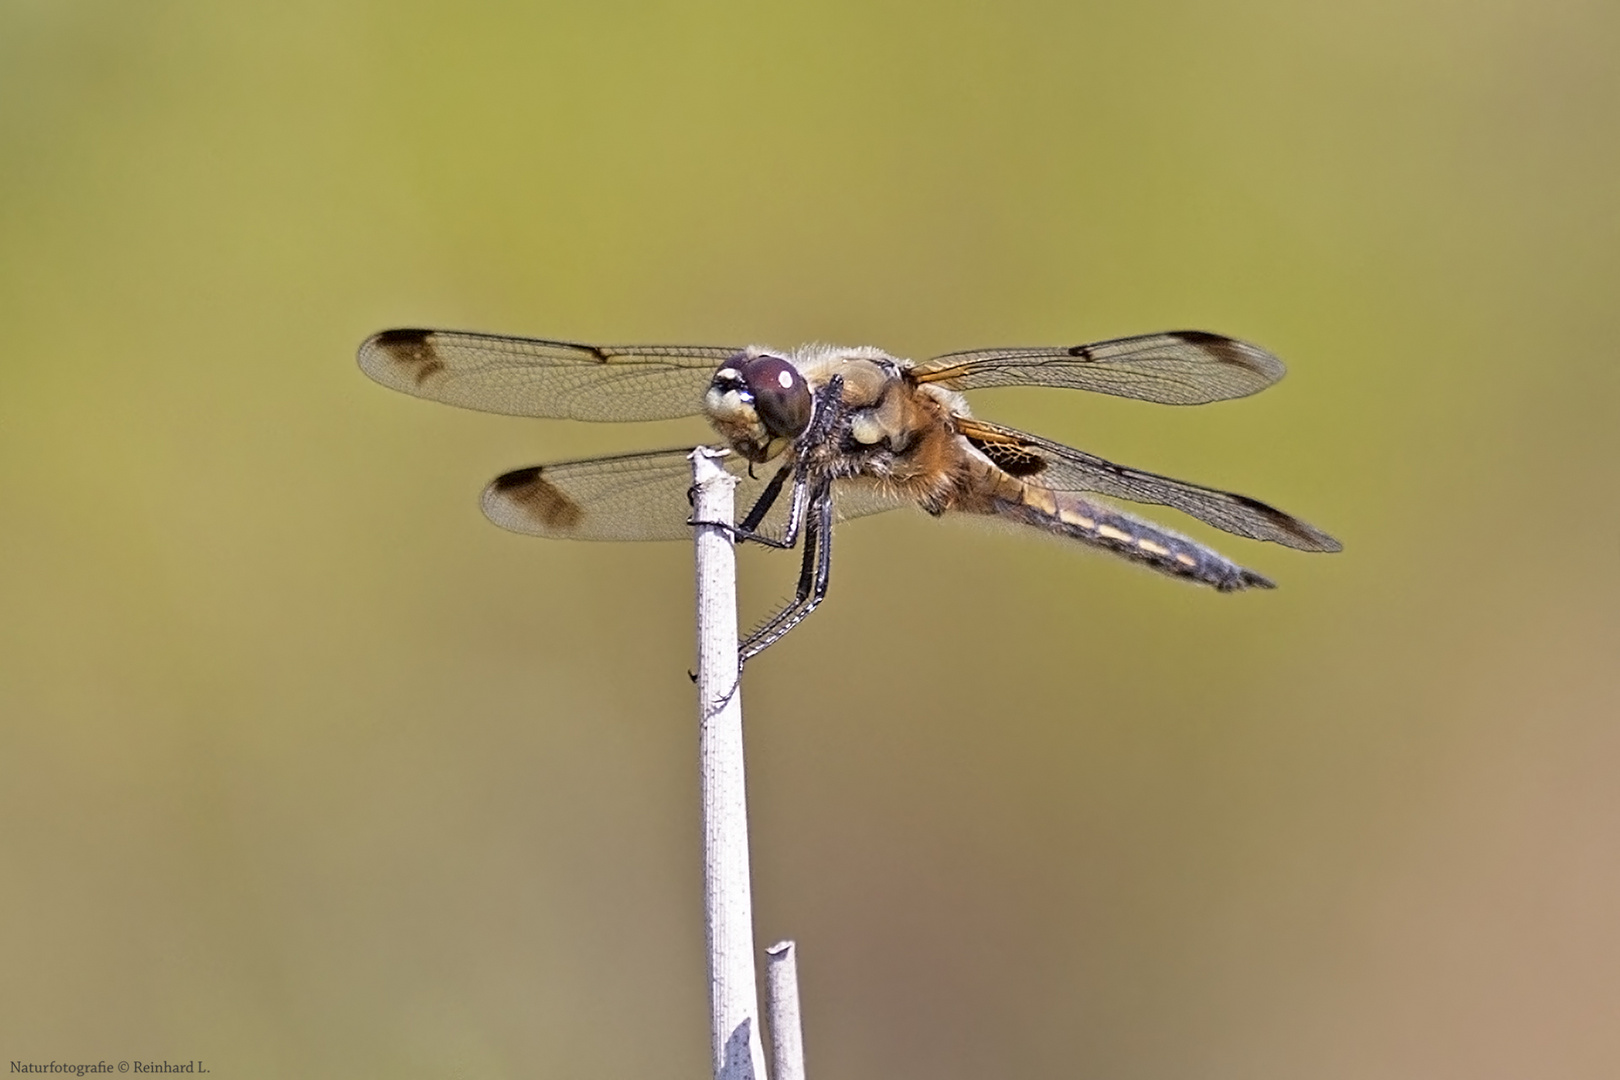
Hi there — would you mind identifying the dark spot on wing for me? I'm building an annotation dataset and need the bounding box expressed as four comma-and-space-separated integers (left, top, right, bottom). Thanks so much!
372, 328, 433, 347
491, 466, 585, 529
964, 432, 1048, 477
1223, 490, 1343, 552
489, 466, 541, 492
1168, 330, 1229, 347
1166, 330, 1271, 376
370, 328, 444, 386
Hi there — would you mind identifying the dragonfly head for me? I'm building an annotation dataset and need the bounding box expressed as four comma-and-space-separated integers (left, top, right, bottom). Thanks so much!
704, 350, 812, 463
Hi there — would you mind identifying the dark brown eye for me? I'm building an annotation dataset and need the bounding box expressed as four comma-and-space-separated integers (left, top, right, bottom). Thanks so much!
740, 356, 812, 439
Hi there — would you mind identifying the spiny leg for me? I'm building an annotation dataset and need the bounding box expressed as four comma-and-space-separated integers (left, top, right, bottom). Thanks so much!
739, 496, 819, 660
743, 481, 835, 660
688, 460, 803, 550
739, 463, 792, 532
740, 480, 836, 662
732, 464, 807, 550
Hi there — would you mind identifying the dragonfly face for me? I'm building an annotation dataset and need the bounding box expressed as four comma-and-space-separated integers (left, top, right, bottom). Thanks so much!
358, 328, 1341, 660
703, 350, 814, 463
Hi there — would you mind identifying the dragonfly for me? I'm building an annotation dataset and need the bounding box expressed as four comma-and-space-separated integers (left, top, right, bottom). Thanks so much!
358, 328, 1340, 660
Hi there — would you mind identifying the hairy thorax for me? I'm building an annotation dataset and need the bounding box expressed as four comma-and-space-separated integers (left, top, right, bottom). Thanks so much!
790, 345, 981, 514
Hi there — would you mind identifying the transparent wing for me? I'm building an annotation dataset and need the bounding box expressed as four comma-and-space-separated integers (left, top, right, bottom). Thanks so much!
357, 328, 741, 421
482, 447, 910, 542
914, 330, 1286, 405
955, 418, 1341, 552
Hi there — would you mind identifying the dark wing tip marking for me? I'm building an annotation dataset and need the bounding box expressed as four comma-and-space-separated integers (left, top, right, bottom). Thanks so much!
361, 327, 444, 387
489, 465, 542, 492
1168, 330, 1286, 381
488, 466, 585, 530
369, 327, 434, 347
1224, 490, 1342, 552
1165, 329, 1230, 347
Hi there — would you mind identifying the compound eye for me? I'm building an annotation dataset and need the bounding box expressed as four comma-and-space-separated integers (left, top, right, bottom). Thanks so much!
741, 355, 812, 439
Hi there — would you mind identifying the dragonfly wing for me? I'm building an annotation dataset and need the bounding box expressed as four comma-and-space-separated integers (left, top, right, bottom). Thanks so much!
915, 330, 1285, 405
955, 418, 1341, 552
482, 448, 908, 542
358, 328, 740, 421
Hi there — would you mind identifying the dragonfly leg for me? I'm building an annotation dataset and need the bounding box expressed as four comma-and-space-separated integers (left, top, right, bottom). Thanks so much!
739, 480, 835, 662
739, 463, 792, 532
734, 463, 806, 550
689, 463, 808, 550
738, 504, 818, 660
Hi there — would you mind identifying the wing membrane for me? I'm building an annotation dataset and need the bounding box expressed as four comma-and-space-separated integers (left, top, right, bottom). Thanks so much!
915, 330, 1285, 405
482, 447, 909, 542
956, 418, 1341, 552
357, 328, 739, 421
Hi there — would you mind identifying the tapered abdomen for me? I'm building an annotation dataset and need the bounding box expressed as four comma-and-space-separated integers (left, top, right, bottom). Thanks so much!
987, 480, 1274, 592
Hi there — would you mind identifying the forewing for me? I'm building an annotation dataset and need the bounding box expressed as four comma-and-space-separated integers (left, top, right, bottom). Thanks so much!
357, 328, 739, 421
915, 330, 1285, 404
482, 448, 907, 542
956, 418, 1341, 552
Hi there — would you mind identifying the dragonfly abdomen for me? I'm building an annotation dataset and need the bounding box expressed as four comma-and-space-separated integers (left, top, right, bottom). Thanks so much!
998, 484, 1275, 592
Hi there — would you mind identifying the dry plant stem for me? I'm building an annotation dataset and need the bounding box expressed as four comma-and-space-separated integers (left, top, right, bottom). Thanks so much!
691, 447, 769, 1080
766, 940, 807, 1080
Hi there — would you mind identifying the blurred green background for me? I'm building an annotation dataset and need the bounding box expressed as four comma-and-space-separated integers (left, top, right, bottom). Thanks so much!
3, 2, 1616, 1077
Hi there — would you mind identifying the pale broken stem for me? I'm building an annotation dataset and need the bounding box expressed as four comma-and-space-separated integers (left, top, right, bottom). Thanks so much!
766, 941, 807, 1080
691, 447, 769, 1080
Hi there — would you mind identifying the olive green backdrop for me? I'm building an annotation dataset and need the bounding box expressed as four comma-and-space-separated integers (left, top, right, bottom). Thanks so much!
3, 3, 1616, 1077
